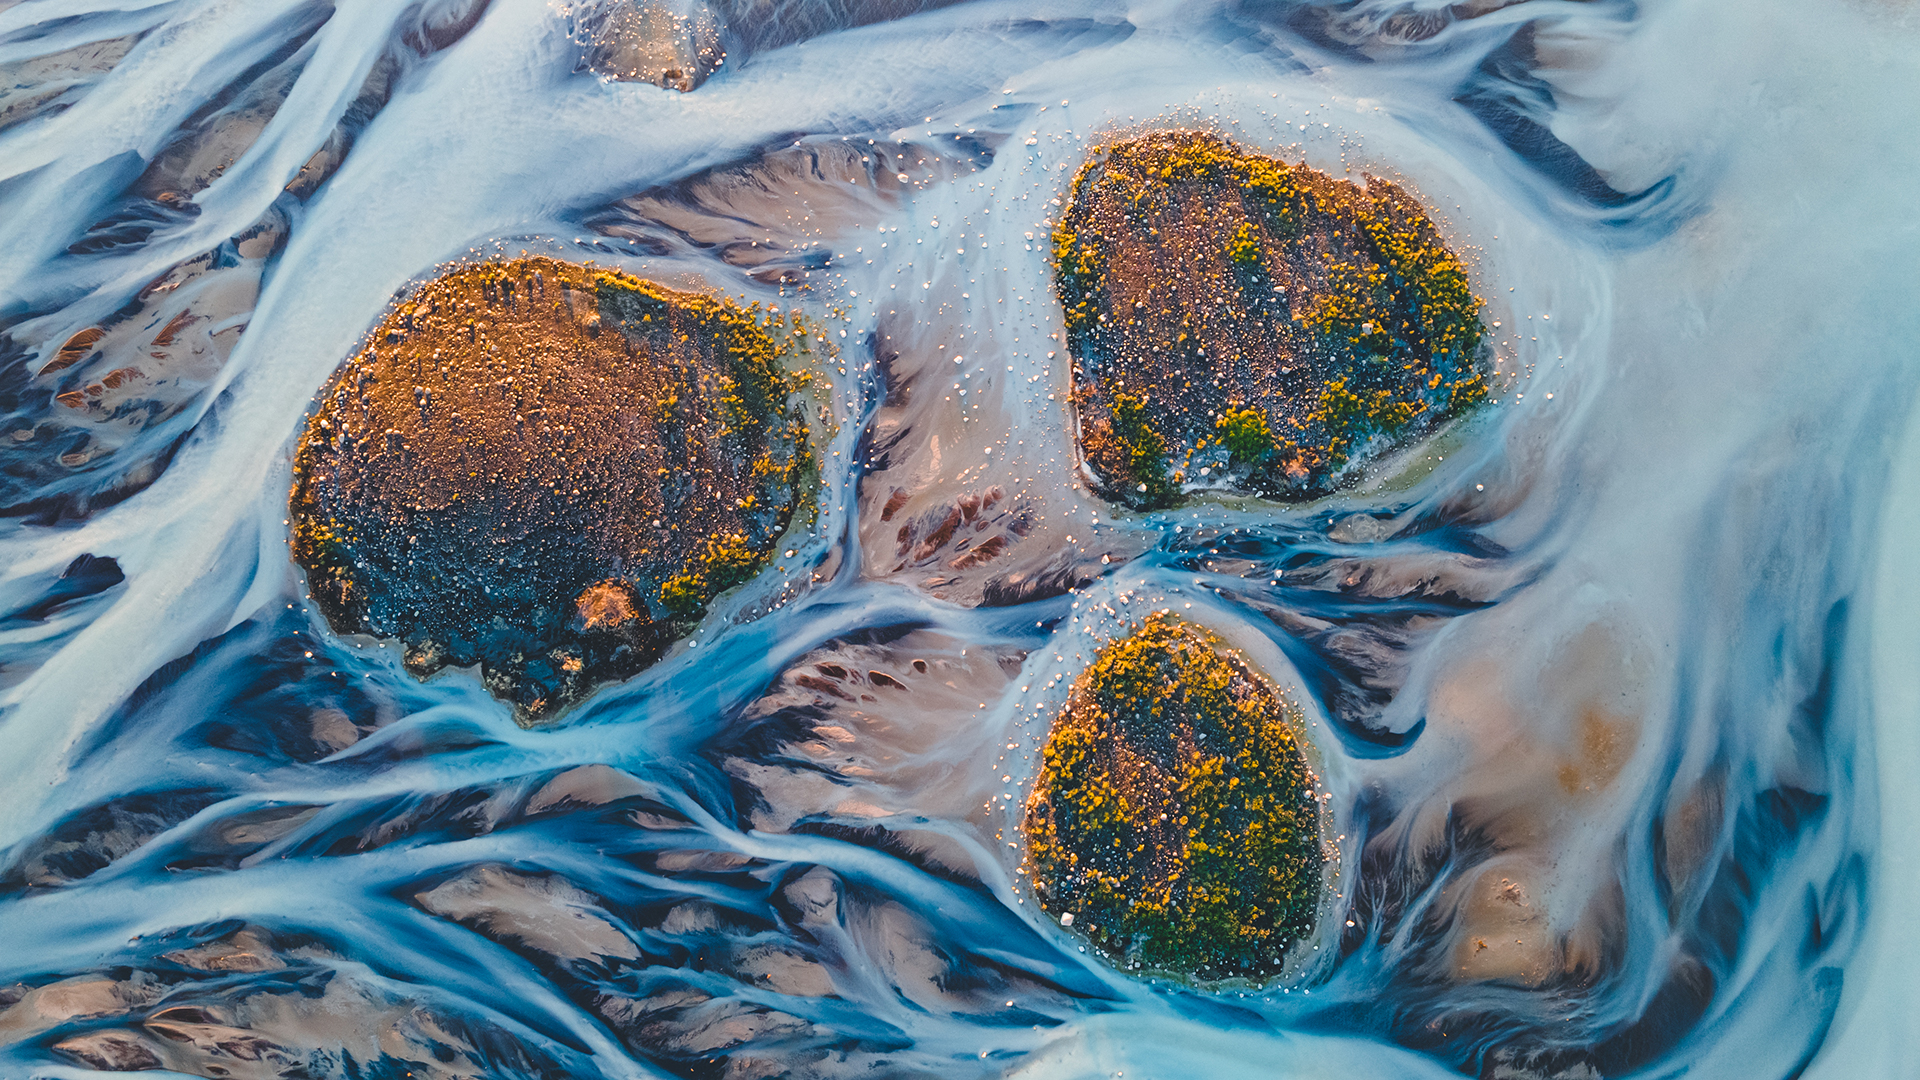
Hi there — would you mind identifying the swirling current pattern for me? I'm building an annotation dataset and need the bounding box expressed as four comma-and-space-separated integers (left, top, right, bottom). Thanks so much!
2, 0, 1918, 1078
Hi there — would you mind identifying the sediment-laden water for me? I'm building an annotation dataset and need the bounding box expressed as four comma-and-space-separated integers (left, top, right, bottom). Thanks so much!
2, 0, 1918, 1077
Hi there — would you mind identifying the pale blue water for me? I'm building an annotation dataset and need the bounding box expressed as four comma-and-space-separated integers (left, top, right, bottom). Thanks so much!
2, 0, 1917, 1077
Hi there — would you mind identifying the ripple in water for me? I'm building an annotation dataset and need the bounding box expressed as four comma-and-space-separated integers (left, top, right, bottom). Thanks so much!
1, 0, 1917, 1078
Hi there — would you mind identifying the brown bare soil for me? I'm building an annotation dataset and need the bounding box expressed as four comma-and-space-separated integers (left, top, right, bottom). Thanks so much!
1055, 131, 1487, 509
290, 256, 812, 724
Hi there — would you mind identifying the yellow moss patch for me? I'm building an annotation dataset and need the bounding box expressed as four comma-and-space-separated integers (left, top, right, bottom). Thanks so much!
1025, 614, 1321, 980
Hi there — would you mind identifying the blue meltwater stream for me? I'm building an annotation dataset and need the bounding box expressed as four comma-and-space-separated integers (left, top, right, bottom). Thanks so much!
1, 0, 1918, 1077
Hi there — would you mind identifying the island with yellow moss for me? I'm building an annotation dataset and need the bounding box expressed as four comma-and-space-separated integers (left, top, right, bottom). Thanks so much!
1024, 614, 1322, 981
290, 256, 814, 725
1053, 131, 1487, 509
